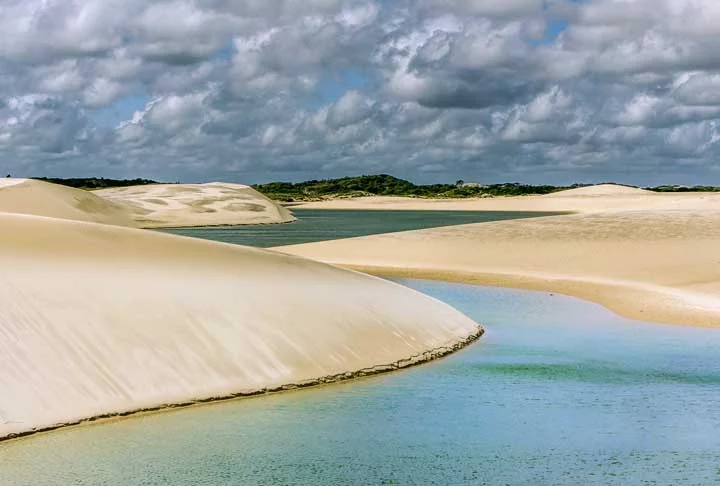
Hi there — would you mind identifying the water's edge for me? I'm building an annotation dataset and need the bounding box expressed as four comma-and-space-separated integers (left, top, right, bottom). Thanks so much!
0, 326, 483, 444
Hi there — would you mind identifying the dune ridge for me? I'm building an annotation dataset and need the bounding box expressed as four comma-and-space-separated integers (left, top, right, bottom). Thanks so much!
0, 179, 137, 226
0, 179, 293, 228
0, 213, 480, 441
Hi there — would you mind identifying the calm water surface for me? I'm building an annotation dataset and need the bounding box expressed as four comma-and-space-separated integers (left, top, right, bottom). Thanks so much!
2, 280, 719, 485
158, 208, 561, 247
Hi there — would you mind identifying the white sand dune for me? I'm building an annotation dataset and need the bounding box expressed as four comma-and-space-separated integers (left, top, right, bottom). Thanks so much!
0, 179, 25, 188
97, 183, 295, 228
0, 179, 293, 228
0, 213, 479, 441
545, 184, 652, 197
278, 208, 720, 328
0, 179, 136, 227
291, 183, 720, 214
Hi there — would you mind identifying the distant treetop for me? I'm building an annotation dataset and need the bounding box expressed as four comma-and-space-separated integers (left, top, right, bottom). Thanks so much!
32, 177, 160, 190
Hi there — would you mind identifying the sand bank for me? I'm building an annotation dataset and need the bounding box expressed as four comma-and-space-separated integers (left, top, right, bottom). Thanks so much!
0, 179, 293, 228
0, 213, 479, 441
291, 184, 720, 214
97, 183, 295, 227
277, 208, 720, 328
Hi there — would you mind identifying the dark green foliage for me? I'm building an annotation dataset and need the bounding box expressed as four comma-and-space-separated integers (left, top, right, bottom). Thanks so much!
647, 185, 720, 192
32, 177, 160, 190
253, 174, 572, 201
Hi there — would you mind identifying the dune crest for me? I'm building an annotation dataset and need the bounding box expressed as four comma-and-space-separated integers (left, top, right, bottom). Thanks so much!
0, 179, 136, 226
0, 178, 26, 188
0, 213, 480, 441
546, 184, 651, 197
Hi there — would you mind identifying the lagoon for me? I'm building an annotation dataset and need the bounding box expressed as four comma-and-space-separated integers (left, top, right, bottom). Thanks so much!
2, 280, 719, 485
158, 208, 560, 247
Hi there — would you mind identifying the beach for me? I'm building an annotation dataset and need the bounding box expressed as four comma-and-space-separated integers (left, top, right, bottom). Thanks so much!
279, 186, 720, 328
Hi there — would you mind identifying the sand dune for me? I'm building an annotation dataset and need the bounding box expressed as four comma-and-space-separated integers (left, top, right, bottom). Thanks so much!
97, 183, 295, 228
0, 179, 136, 226
0, 213, 479, 441
0, 179, 25, 188
0, 179, 293, 228
291, 184, 720, 214
278, 209, 720, 328
545, 184, 652, 197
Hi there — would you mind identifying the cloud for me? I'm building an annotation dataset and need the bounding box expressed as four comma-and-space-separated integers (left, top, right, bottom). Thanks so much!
2, 0, 720, 184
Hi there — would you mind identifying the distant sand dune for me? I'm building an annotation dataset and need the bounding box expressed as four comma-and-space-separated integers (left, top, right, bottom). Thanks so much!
545, 184, 652, 197
291, 183, 720, 214
97, 183, 295, 227
0, 179, 294, 228
0, 213, 479, 441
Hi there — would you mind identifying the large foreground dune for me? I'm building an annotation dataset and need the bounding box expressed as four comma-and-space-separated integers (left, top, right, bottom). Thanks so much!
0, 213, 480, 441
97, 183, 295, 227
278, 208, 720, 328
292, 184, 720, 214
0, 179, 293, 228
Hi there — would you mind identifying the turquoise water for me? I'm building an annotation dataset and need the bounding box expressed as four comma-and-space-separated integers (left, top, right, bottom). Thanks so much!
2, 280, 719, 485
158, 209, 561, 247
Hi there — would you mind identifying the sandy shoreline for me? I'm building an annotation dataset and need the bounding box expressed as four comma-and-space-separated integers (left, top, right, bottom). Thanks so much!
278, 189, 720, 329
0, 327, 482, 444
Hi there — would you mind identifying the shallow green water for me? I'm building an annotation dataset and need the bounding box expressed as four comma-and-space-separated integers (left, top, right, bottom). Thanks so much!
158, 208, 560, 247
2, 280, 719, 485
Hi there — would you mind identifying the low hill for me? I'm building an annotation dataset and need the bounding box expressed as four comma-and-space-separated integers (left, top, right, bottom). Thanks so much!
253, 174, 562, 201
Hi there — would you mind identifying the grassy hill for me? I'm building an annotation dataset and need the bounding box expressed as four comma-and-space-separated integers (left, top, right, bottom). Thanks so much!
252, 174, 564, 201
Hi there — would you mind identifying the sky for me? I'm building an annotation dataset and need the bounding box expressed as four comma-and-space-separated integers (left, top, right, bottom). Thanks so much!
2, 0, 720, 185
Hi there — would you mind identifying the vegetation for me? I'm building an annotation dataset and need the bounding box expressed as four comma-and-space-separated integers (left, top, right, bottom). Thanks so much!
647, 185, 720, 193
25, 174, 720, 198
252, 174, 575, 201
32, 177, 160, 190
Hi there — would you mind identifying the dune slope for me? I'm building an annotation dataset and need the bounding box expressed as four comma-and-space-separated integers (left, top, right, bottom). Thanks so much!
97, 183, 295, 227
0, 179, 294, 228
0, 213, 479, 441
0, 179, 136, 226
